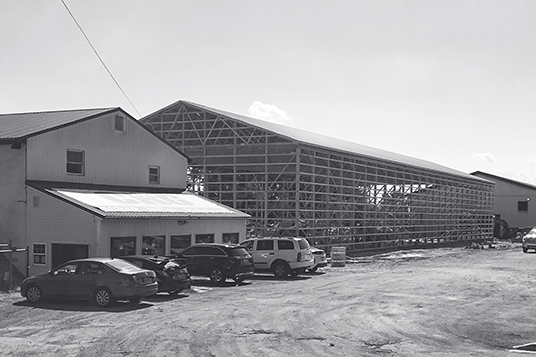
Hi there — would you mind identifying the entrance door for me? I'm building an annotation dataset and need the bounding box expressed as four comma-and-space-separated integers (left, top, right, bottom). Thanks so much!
51, 244, 89, 269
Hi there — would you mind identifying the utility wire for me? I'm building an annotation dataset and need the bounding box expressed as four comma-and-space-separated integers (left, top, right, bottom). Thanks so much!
60, 0, 142, 117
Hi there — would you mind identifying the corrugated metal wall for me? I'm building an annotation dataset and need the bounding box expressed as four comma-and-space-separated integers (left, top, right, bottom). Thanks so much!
26, 187, 98, 276
26, 111, 187, 189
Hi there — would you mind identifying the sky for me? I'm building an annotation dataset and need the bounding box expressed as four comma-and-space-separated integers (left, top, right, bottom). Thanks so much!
2, 1, 536, 184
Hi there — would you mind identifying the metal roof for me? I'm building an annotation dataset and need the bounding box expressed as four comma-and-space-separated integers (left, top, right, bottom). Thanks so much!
43, 189, 251, 219
154, 100, 487, 182
471, 171, 536, 191
0, 108, 116, 141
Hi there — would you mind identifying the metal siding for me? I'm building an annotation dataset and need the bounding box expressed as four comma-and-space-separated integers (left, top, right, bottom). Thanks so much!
26, 187, 98, 276
0, 145, 27, 274
492, 180, 536, 229
26, 111, 187, 188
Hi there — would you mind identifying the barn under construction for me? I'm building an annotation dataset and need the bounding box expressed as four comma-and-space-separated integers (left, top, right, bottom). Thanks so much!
141, 100, 494, 254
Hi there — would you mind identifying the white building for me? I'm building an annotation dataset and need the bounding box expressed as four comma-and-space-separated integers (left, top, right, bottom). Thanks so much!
471, 171, 536, 234
0, 108, 249, 277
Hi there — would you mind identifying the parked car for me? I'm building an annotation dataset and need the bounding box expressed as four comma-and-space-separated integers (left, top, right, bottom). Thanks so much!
121, 255, 191, 295
308, 247, 328, 272
20, 258, 158, 307
172, 243, 254, 284
240, 237, 314, 278
522, 227, 536, 253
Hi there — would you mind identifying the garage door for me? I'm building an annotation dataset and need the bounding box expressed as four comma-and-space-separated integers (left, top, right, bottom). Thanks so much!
51, 244, 89, 269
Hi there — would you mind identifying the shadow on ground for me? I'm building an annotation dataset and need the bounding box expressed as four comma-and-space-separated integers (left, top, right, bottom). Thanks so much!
13, 298, 153, 312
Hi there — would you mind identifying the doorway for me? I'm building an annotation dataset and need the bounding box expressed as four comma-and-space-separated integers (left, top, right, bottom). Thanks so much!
51, 244, 89, 269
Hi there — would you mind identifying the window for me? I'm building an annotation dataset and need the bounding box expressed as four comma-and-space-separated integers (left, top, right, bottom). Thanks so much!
142, 235, 165, 256
223, 233, 239, 244
204, 247, 226, 256
171, 234, 191, 255
278, 240, 294, 250
110, 236, 136, 258
518, 201, 529, 212
33, 244, 46, 265
257, 240, 274, 250
66, 149, 85, 175
195, 234, 214, 244
79, 262, 105, 275
149, 166, 160, 184
114, 115, 124, 131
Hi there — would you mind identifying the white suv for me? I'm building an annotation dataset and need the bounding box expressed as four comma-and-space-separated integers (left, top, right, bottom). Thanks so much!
240, 237, 314, 278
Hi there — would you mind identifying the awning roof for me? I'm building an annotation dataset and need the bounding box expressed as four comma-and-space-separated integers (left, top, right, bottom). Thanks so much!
43, 189, 250, 219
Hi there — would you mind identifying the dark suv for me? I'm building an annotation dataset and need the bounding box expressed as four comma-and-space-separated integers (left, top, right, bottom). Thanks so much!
173, 243, 254, 284
121, 255, 191, 295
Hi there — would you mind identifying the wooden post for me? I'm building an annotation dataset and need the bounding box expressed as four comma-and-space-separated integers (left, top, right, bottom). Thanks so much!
8, 239, 13, 291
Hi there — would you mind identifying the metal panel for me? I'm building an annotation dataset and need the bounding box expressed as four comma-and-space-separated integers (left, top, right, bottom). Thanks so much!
26, 111, 187, 189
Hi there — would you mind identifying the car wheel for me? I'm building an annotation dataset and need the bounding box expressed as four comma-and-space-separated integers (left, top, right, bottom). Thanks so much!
523, 247, 528, 253
210, 268, 225, 284
26, 285, 42, 303
272, 262, 289, 278
94, 287, 113, 307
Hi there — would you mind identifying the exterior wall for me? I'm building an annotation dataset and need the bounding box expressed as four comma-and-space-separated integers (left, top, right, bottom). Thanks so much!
26, 110, 187, 189
97, 218, 247, 257
26, 187, 98, 276
491, 180, 536, 229
0, 144, 27, 274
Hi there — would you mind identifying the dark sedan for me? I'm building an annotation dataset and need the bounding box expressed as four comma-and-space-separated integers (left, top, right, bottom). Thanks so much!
173, 243, 254, 284
20, 258, 158, 307
121, 255, 191, 295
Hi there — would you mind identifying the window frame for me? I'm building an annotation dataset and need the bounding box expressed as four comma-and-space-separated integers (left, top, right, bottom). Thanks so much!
66, 149, 85, 176
171, 234, 192, 255
142, 235, 165, 256
114, 114, 125, 132
149, 166, 160, 184
222, 232, 240, 244
518, 201, 529, 212
110, 236, 137, 258
33, 243, 46, 265
195, 233, 215, 244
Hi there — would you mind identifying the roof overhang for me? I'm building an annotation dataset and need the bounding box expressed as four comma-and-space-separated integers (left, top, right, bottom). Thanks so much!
31, 187, 250, 220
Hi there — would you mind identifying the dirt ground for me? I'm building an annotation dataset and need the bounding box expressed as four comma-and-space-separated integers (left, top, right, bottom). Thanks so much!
1, 242, 536, 356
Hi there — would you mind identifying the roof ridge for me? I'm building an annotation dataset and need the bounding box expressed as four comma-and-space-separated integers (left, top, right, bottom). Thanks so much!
0, 107, 118, 117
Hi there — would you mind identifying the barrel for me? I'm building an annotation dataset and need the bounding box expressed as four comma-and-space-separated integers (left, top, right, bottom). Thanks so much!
330, 246, 346, 267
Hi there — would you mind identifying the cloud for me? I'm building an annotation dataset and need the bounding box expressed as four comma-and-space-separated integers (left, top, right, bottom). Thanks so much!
472, 153, 496, 163
247, 101, 293, 124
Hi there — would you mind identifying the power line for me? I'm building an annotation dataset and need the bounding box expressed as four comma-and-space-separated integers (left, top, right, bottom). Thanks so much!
60, 0, 142, 117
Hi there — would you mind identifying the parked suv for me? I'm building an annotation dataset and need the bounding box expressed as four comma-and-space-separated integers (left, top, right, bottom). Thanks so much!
240, 237, 314, 278
173, 243, 254, 284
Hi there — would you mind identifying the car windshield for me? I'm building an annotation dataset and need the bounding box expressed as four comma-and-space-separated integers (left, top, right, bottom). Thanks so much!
107, 259, 142, 272
227, 247, 250, 257
298, 239, 310, 249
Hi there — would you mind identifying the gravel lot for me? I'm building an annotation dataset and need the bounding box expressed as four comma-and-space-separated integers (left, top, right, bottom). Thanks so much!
1, 243, 536, 356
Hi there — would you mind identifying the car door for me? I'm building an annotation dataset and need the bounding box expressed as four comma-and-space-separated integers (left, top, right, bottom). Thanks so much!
69, 262, 104, 298
251, 239, 275, 270
44, 262, 80, 298
181, 247, 203, 275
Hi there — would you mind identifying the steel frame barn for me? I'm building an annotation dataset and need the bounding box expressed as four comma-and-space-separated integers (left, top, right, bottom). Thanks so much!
142, 101, 494, 253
